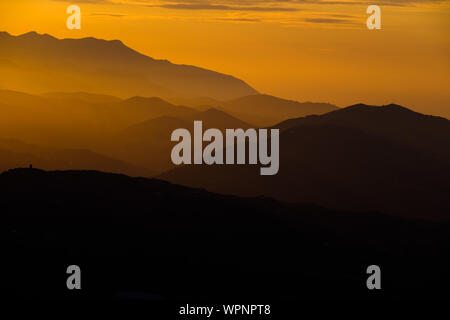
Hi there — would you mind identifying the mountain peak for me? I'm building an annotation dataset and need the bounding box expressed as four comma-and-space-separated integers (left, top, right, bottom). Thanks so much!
347, 103, 370, 108
108, 39, 125, 46
201, 107, 226, 115
2, 167, 46, 177
341, 103, 425, 118
78, 36, 125, 47
124, 96, 170, 105
18, 31, 55, 40
384, 103, 403, 108
20, 31, 38, 36
382, 103, 414, 112
0, 31, 11, 37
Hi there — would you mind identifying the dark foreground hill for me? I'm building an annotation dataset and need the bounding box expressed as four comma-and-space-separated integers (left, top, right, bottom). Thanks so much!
2, 168, 450, 300
0, 138, 154, 177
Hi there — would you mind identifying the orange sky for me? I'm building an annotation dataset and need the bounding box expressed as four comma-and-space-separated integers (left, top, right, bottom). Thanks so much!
1, 0, 449, 117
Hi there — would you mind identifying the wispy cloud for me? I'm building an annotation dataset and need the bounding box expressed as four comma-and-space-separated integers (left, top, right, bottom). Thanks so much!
52, 0, 113, 3
154, 3, 299, 11
304, 17, 354, 24
215, 17, 261, 22
52, 0, 447, 8
90, 13, 127, 17
139, 0, 446, 6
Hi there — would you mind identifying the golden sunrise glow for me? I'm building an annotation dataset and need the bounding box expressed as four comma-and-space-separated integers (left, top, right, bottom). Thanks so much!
0, 0, 449, 117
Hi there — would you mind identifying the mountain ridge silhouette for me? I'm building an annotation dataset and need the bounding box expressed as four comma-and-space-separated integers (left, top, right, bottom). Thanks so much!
276, 103, 450, 159
0, 31, 258, 100
160, 103, 450, 219
216, 94, 338, 126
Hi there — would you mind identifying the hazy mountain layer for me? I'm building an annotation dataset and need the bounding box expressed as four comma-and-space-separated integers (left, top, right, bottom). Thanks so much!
98, 108, 253, 173
218, 94, 338, 126
168, 94, 338, 127
0, 90, 198, 148
0, 31, 257, 100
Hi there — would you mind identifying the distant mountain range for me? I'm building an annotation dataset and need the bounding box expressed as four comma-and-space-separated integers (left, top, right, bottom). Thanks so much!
0, 89, 337, 173
1, 87, 449, 219
217, 94, 338, 126
0, 89, 190, 148
170, 94, 338, 126
98, 107, 253, 173
160, 104, 450, 220
0, 31, 257, 100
